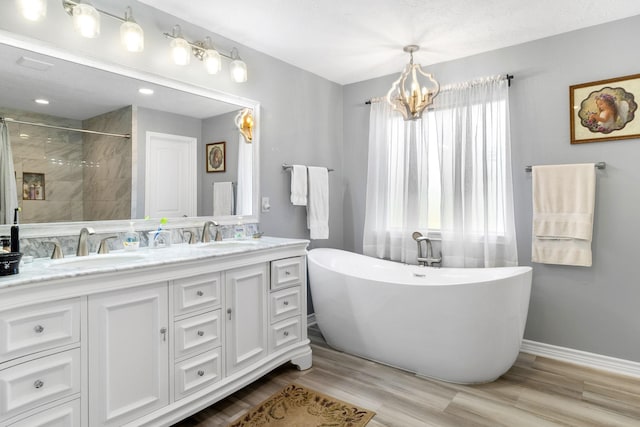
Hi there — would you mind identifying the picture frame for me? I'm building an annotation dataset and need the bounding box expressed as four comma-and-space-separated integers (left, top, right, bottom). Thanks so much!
206, 141, 226, 173
570, 73, 640, 144
23, 172, 45, 200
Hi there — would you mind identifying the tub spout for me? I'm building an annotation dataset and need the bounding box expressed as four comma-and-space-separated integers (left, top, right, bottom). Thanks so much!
413, 232, 441, 267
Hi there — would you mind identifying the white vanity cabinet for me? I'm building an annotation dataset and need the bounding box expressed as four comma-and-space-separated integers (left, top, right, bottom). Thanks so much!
0, 237, 312, 427
225, 263, 269, 375
87, 283, 170, 427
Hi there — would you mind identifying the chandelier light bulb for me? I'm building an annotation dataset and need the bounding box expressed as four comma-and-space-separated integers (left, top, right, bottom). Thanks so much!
72, 2, 100, 38
17, 0, 47, 21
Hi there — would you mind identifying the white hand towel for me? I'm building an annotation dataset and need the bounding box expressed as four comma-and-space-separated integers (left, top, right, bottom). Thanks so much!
213, 182, 234, 216
307, 166, 329, 240
290, 165, 308, 206
531, 164, 595, 267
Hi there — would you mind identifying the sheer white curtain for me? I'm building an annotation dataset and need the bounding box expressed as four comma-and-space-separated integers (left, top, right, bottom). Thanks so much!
0, 121, 18, 224
362, 100, 436, 262
363, 75, 517, 267
432, 76, 517, 267
235, 133, 253, 216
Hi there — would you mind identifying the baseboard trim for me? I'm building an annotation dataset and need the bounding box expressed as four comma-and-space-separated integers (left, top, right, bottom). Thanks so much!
521, 339, 640, 379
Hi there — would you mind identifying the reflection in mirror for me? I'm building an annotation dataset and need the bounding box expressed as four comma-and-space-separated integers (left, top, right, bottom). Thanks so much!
0, 41, 258, 225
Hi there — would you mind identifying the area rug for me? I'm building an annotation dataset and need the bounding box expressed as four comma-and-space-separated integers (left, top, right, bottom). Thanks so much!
227, 383, 376, 427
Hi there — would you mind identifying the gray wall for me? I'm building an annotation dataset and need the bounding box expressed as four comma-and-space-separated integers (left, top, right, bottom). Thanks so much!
342, 15, 640, 362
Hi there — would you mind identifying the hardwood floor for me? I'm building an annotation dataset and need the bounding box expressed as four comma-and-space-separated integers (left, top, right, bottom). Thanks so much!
173, 328, 640, 426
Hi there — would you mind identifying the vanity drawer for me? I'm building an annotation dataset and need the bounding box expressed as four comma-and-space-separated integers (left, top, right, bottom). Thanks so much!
174, 272, 221, 316
0, 349, 81, 421
270, 286, 301, 324
0, 298, 81, 363
270, 257, 303, 290
174, 310, 222, 360
269, 317, 301, 353
7, 398, 80, 427
174, 348, 222, 401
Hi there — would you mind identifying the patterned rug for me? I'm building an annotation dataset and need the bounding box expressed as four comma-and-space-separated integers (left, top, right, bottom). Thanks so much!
227, 383, 376, 427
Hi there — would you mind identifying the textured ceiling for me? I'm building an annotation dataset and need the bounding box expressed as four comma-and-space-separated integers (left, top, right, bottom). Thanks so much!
140, 0, 640, 85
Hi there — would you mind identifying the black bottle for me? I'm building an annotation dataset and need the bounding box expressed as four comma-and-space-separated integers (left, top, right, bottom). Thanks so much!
10, 208, 19, 253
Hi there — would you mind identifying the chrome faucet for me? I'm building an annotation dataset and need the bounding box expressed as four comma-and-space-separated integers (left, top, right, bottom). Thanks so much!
76, 227, 95, 256
412, 231, 442, 267
201, 221, 222, 243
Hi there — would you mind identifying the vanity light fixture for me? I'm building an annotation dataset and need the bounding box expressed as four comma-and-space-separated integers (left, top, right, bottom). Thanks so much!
169, 25, 191, 65
17, 0, 47, 21
164, 26, 248, 82
229, 48, 247, 83
120, 7, 144, 52
235, 108, 254, 142
61, 1, 144, 51
70, 1, 100, 38
386, 45, 440, 121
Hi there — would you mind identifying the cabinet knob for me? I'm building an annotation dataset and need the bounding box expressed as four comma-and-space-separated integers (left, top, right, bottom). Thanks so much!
197, 370, 205, 377
197, 330, 204, 337
34, 325, 45, 333
283, 301, 289, 306
34, 380, 44, 389
283, 331, 289, 337
285, 270, 291, 276
197, 290, 204, 297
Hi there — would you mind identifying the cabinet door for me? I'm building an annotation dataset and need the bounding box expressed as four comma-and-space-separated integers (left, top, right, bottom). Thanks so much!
88, 283, 169, 427
225, 263, 268, 375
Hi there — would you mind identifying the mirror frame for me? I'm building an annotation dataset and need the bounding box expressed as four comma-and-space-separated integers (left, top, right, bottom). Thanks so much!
0, 31, 260, 238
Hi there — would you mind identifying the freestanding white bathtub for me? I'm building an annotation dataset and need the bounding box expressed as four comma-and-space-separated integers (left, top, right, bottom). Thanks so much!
308, 248, 532, 384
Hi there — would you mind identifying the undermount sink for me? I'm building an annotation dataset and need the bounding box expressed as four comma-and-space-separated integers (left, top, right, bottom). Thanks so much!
48, 253, 148, 269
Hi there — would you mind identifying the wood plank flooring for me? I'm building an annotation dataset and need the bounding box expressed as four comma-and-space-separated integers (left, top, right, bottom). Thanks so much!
172, 328, 640, 426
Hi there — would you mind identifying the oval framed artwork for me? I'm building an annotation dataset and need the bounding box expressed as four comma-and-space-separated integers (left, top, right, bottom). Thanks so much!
570, 73, 640, 144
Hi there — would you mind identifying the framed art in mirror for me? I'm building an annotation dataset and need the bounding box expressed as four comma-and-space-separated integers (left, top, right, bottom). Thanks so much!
570, 73, 640, 144
207, 141, 226, 172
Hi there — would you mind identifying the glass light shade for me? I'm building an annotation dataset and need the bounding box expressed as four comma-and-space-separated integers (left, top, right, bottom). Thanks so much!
72, 3, 100, 38
17, 0, 47, 21
170, 37, 191, 66
230, 59, 248, 83
120, 20, 144, 52
203, 49, 221, 74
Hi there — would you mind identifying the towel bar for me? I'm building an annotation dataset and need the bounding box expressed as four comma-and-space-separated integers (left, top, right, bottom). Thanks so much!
282, 163, 335, 172
525, 162, 606, 172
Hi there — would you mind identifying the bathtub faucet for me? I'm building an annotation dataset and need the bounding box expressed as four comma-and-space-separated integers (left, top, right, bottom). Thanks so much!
412, 232, 442, 267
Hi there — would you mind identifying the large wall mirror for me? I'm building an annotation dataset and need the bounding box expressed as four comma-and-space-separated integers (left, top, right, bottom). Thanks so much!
0, 35, 259, 234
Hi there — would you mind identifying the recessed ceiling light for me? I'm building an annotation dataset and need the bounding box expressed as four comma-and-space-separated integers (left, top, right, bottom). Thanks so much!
20, 133, 29, 139
138, 88, 154, 95
34, 98, 50, 105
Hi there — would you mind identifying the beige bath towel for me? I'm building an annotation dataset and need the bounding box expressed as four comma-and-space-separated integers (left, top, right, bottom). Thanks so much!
531, 163, 596, 267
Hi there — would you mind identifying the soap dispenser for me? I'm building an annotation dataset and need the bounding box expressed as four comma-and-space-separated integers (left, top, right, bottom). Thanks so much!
123, 222, 140, 251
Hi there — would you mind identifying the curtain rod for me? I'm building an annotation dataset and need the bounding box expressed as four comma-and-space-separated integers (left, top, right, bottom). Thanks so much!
282, 163, 335, 172
365, 73, 514, 105
0, 117, 131, 139
525, 162, 606, 172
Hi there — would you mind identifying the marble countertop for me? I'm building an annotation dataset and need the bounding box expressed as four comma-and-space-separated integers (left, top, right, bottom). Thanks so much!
0, 236, 309, 290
